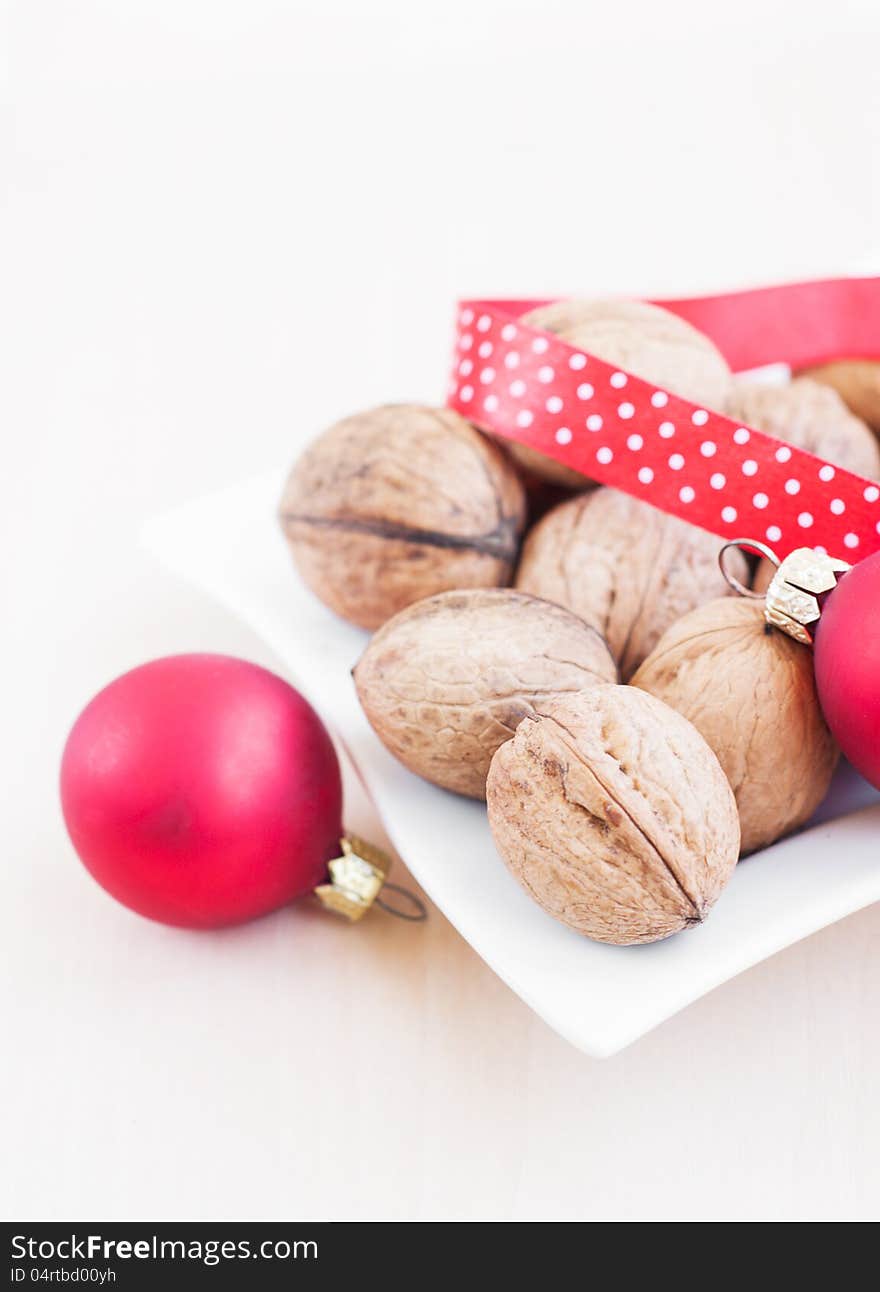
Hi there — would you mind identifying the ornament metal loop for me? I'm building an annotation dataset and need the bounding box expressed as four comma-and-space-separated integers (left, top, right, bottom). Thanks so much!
718, 538, 779, 599
376, 883, 428, 922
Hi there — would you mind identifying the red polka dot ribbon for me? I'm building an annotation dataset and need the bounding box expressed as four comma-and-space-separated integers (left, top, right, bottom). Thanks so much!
445, 278, 880, 562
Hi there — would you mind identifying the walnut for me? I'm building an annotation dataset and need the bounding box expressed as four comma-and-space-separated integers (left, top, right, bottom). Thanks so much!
279, 404, 527, 629
802, 359, 880, 432
728, 378, 880, 594
728, 376, 879, 477
631, 597, 838, 854
486, 686, 739, 945
505, 298, 732, 487
353, 588, 616, 799
515, 487, 748, 680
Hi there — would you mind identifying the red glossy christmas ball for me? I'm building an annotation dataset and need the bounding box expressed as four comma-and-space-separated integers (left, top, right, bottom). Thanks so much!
60, 654, 343, 928
814, 550, 880, 791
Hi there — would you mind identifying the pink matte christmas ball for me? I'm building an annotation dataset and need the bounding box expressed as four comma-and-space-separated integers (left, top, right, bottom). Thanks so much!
815, 551, 880, 791
60, 654, 343, 928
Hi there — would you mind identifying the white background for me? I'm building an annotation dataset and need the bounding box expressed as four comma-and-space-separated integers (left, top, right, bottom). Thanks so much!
3, 0, 880, 1222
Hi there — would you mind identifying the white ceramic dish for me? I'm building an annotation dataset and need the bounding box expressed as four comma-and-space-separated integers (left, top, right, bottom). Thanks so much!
143, 471, 880, 1057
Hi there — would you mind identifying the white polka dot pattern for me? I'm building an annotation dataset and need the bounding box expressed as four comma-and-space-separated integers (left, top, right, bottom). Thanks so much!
447, 298, 880, 561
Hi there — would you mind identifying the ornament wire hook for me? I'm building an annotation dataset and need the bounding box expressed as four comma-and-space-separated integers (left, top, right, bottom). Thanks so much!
376, 883, 429, 922
718, 538, 779, 599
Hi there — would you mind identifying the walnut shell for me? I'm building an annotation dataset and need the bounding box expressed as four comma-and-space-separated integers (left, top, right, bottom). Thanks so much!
280, 404, 527, 629
515, 487, 748, 680
354, 588, 617, 799
631, 597, 838, 854
486, 686, 740, 945
507, 299, 732, 487
728, 378, 880, 595
802, 359, 880, 432
728, 376, 879, 477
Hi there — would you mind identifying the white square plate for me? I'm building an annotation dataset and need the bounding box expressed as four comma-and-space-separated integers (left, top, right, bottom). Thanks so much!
143, 471, 880, 1057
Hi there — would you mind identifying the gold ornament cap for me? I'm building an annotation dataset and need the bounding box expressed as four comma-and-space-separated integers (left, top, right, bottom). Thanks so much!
719, 540, 850, 645
763, 546, 851, 644
314, 834, 427, 922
